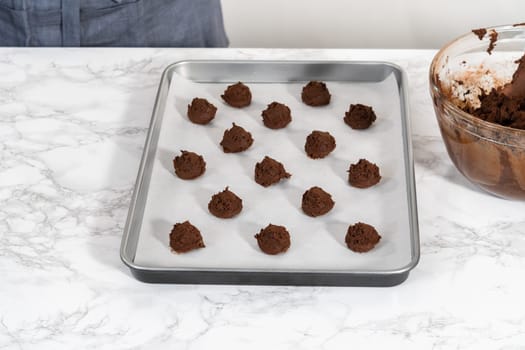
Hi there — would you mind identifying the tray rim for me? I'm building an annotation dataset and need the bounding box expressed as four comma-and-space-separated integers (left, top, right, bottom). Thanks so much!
120, 59, 420, 285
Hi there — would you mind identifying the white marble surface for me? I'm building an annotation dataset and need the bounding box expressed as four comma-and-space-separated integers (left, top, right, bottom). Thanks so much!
1, 48, 525, 349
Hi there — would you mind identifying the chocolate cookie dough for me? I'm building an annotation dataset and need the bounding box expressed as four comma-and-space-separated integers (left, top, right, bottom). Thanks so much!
301, 81, 331, 106
488, 30, 498, 55
472, 28, 487, 40
472, 27, 498, 54
169, 221, 205, 253
344, 104, 377, 129
220, 123, 254, 153
208, 187, 243, 219
187, 98, 217, 125
465, 53, 525, 129
173, 150, 206, 180
503, 53, 525, 99
254, 156, 291, 187
254, 224, 291, 255
304, 130, 336, 159
345, 222, 381, 253
301, 186, 335, 217
261, 102, 292, 129
221, 82, 252, 108
348, 159, 381, 188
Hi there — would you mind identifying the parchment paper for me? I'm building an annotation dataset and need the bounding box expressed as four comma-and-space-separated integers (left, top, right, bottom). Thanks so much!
134, 70, 412, 272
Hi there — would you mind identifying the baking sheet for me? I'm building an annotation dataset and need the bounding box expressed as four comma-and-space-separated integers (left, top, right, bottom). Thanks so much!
133, 66, 412, 272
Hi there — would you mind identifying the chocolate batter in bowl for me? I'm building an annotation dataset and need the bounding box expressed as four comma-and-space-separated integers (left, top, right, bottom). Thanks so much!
430, 24, 525, 200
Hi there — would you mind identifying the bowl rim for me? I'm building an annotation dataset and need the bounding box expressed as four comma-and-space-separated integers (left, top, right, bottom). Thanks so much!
429, 23, 525, 139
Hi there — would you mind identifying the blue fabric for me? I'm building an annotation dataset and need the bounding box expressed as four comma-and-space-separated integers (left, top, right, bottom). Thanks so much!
61, 0, 80, 46
0, 0, 228, 47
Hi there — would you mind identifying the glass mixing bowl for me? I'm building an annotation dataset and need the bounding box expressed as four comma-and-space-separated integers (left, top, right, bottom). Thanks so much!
429, 24, 525, 200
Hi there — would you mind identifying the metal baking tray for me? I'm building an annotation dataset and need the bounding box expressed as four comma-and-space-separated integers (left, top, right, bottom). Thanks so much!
120, 60, 420, 286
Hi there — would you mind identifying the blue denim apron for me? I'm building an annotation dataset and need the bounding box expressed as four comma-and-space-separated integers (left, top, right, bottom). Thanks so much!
0, 0, 228, 47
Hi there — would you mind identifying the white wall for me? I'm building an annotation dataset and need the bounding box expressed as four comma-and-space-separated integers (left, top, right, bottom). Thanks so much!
221, 0, 525, 49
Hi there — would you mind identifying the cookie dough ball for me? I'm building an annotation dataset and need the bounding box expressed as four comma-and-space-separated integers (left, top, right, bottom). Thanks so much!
304, 130, 336, 159
208, 187, 243, 219
173, 150, 206, 180
344, 104, 377, 129
187, 98, 217, 125
348, 159, 381, 188
220, 123, 254, 153
301, 186, 335, 217
169, 221, 205, 253
221, 82, 252, 108
254, 156, 291, 187
261, 102, 292, 129
301, 81, 331, 106
345, 222, 381, 253
254, 224, 291, 255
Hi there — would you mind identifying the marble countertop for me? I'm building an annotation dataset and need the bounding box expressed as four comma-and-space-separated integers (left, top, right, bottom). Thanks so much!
1, 48, 525, 349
